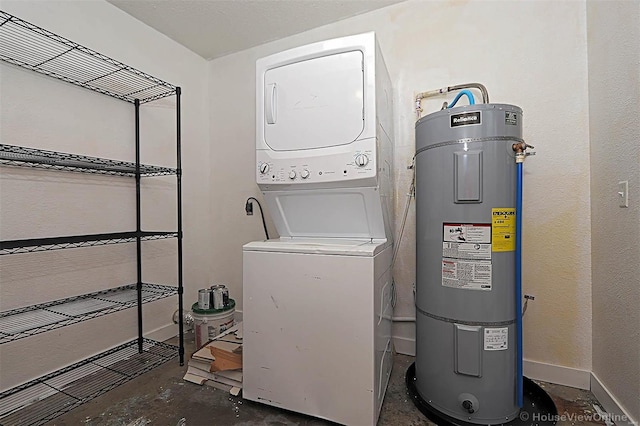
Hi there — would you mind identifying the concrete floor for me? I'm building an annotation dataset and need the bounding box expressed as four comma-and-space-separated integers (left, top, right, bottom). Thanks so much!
50, 336, 607, 426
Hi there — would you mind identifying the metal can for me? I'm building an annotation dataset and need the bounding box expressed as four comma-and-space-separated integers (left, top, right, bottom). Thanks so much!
198, 289, 210, 310
220, 287, 230, 307
209, 285, 220, 306
210, 285, 225, 309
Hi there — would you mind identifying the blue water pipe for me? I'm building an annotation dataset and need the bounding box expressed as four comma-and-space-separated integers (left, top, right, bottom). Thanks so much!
515, 161, 524, 407
447, 89, 476, 108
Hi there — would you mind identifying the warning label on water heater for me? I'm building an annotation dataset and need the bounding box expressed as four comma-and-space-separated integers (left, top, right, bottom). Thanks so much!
442, 223, 492, 289
443, 242, 491, 260
484, 327, 508, 351
443, 223, 491, 244
442, 259, 492, 291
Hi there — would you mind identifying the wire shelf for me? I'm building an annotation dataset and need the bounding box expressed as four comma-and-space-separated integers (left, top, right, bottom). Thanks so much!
0, 11, 176, 104
0, 338, 177, 425
0, 284, 177, 344
0, 231, 178, 255
0, 144, 176, 176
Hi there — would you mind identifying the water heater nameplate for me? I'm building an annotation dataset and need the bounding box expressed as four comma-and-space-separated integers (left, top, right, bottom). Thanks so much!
450, 111, 481, 128
484, 327, 508, 351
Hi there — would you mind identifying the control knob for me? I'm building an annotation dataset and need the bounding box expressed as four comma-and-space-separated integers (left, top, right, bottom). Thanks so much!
259, 163, 269, 174
289, 170, 297, 179
300, 169, 310, 179
355, 154, 369, 167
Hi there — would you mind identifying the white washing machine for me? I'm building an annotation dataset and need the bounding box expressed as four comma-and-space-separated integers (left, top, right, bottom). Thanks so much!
243, 32, 394, 425
243, 239, 393, 425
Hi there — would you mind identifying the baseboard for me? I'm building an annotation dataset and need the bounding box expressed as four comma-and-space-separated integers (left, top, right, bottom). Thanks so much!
590, 373, 638, 425
393, 335, 415, 356
523, 360, 591, 390
146, 323, 178, 343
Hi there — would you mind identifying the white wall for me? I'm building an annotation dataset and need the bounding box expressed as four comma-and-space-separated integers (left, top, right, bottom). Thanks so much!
0, 0, 209, 390
7, 0, 631, 412
587, 0, 640, 422
208, 0, 593, 375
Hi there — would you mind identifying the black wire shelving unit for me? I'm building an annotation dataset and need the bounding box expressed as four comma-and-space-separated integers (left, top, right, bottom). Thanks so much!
0, 339, 178, 426
0, 284, 178, 344
0, 11, 176, 103
0, 231, 178, 255
0, 10, 185, 424
0, 144, 177, 177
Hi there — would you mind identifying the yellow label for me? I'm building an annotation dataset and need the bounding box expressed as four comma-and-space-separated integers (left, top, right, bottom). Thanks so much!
492, 208, 516, 252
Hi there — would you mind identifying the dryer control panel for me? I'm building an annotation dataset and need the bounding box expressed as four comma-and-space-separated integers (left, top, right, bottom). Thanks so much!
256, 149, 376, 186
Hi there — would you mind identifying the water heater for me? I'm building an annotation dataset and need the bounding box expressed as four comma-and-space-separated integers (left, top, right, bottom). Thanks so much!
414, 103, 523, 423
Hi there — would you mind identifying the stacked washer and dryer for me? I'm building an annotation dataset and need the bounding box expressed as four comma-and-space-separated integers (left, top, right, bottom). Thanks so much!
242, 33, 395, 425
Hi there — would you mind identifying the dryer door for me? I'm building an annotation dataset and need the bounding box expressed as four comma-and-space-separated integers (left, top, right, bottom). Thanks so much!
263, 50, 364, 151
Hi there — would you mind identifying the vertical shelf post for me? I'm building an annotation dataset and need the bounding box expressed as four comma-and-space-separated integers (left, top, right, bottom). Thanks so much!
135, 99, 143, 353
176, 87, 185, 365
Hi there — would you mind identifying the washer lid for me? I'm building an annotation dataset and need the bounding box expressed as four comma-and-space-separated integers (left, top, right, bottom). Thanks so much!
243, 238, 388, 256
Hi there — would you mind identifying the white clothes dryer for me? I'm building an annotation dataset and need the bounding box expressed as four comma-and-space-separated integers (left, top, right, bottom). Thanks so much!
254, 32, 394, 242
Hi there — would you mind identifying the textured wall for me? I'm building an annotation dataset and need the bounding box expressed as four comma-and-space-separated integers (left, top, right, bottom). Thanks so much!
0, 0, 210, 390
208, 0, 593, 371
587, 0, 640, 421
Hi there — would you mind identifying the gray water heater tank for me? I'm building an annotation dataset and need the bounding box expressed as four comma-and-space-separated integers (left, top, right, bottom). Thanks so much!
414, 103, 523, 424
